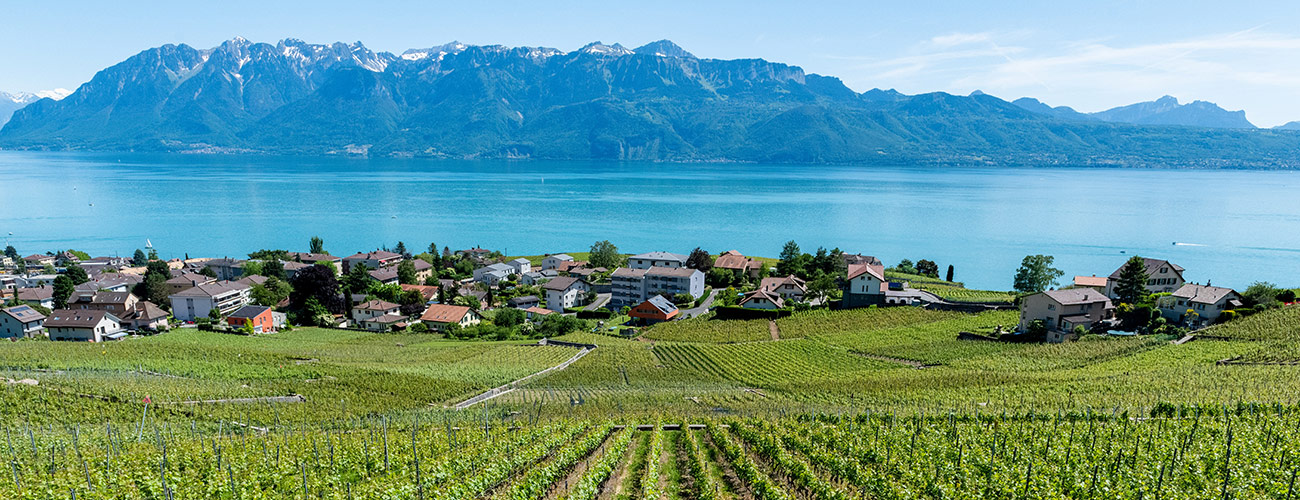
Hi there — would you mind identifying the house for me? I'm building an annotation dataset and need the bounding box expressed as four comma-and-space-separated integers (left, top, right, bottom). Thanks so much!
15, 287, 54, 309
204, 258, 246, 281
226, 305, 275, 334
79, 256, 129, 271
524, 306, 553, 321
280, 260, 312, 280
610, 267, 705, 308
1018, 289, 1115, 343
568, 267, 607, 281
352, 299, 401, 324
121, 302, 169, 332
508, 295, 541, 309
556, 260, 589, 273
628, 252, 688, 270
55, 251, 81, 266
739, 289, 786, 310
506, 258, 532, 275
543, 277, 590, 312
713, 250, 764, 278
368, 268, 400, 285
342, 251, 402, 273
166, 273, 216, 295
236, 275, 269, 287
288, 252, 342, 275
760, 275, 808, 303
65, 291, 139, 318
541, 254, 574, 271
168, 281, 252, 321
1073, 275, 1108, 292
473, 263, 514, 285
842, 254, 883, 268
23, 254, 54, 268
884, 288, 925, 306
400, 284, 440, 304
403, 259, 435, 282
44, 309, 125, 342
17, 274, 58, 287
1105, 258, 1185, 298
456, 247, 494, 260
520, 270, 557, 285
843, 264, 887, 308
1159, 284, 1242, 328
629, 295, 679, 323
0, 305, 46, 338
419, 304, 481, 331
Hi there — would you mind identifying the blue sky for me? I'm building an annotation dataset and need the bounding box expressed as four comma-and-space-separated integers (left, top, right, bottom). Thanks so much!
5, 0, 1300, 126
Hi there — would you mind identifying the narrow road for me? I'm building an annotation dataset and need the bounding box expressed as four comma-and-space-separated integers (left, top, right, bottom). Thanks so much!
768, 320, 780, 341
679, 288, 716, 319
585, 292, 612, 311
452, 345, 594, 409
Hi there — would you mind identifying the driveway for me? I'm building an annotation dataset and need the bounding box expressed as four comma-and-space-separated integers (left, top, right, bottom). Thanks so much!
679, 288, 716, 318
584, 292, 611, 311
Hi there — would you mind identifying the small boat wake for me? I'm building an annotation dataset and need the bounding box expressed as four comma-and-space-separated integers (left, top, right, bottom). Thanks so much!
1172, 242, 1206, 247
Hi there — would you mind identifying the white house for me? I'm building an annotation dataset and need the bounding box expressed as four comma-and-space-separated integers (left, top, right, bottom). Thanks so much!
760, 275, 808, 302
507, 258, 532, 275
843, 264, 886, 308
541, 254, 574, 271
543, 277, 590, 312
1158, 284, 1242, 328
473, 263, 514, 285
739, 289, 785, 310
168, 281, 252, 321
352, 299, 401, 323
628, 252, 688, 270
44, 309, 125, 342
342, 251, 402, 273
520, 270, 557, 285
0, 305, 46, 338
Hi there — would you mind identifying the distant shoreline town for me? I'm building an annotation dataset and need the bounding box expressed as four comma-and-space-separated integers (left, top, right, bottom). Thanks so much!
2, 239, 1293, 344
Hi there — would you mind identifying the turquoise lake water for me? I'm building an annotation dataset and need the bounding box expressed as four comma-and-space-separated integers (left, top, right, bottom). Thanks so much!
1, 151, 1297, 290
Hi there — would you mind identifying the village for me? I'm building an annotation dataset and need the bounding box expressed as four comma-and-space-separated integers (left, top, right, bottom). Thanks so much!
0, 240, 1291, 344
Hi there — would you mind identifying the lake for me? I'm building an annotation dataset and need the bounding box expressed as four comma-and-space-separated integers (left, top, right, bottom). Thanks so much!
1, 151, 1298, 290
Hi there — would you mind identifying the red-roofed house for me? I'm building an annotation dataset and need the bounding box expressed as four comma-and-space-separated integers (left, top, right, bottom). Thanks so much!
419, 304, 481, 331
843, 264, 886, 308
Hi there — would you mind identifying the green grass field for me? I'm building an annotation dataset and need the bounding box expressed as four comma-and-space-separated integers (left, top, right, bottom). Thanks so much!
2, 305, 1300, 497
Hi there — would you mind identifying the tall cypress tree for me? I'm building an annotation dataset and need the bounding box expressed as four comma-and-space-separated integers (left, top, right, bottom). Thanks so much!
1113, 256, 1150, 304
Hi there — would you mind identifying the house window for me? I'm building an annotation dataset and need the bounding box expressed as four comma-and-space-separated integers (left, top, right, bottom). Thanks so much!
1047, 304, 1056, 310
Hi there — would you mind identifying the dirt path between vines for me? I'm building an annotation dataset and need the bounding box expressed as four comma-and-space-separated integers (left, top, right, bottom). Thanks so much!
768, 320, 779, 341
597, 431, 644, 500
546, 429, 621, 500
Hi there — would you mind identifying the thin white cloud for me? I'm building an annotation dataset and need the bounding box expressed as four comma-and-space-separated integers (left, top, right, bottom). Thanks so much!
839, 30, 1300, 127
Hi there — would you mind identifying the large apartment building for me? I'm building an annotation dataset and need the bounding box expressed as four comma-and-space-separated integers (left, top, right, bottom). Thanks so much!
610, 266, 704, 308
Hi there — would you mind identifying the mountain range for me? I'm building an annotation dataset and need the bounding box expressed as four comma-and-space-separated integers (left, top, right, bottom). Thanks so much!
3, 37, 1300, 166
0, 89, 70, 127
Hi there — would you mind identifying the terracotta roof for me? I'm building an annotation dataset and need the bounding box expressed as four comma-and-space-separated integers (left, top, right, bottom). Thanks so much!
524, 306, 554, 316
400, 284, 440, 300
166, 273, 213, 285
847, 264, 885, 282
44, 309, 118, 328
760, 275, 806, 293
542, 276, 585, 291
1073, 275, 1109, 288
227, 305, 271, 320
420, 304, 472, 323
611, 267, 648, 279
236, 275, 269, 286
354, 299, 400, 311
1171, 284, 1239, 305
713, 251, 759, 271
2, 305, 45, 323
128, 301, 168, 321
369, 268, 400, 282
344, 251, 402, 261
288, 252, 340, 262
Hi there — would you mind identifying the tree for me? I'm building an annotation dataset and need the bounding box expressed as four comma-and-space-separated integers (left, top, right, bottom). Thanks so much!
776, 241, 806, 278
289, 265, 344, 320
1279, 289, 1298, 304
309, 236, 325, 254
66, 249, 91, 261
3, 245, 16, 260
893, 259, 917, 275
686, 247, 713, 271
199, 266, 217, 278
241, 260, 264, 277
341, 264, 376, 295
589, 240, 623, 269
251, 277, 293, 307
1112, 256, 1151, 304
52, 275, 75, 309
494, 308, 526, 328
945, 265, 955, 283
1012, 255, 1064, 294
706, 267, 734, 288
829, 248, 848, 277
316, 260, 338, 275
395, 241, 408, 258
147, 248, 159, 261
64, 264, 89, 285
397, 260, 418, 285
248, 249, 290, 261
1242, 281, 1283, 309
139, 260, 173, 305
261, 259, 285, 280
808, 274, 838, 304
132, 249, 148, 266
916, 259, 939, 278
208, 307, 222, 321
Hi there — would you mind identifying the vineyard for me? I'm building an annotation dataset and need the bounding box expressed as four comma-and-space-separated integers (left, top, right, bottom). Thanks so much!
1, 304, 1300, 496
5, 411, 1300, 499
